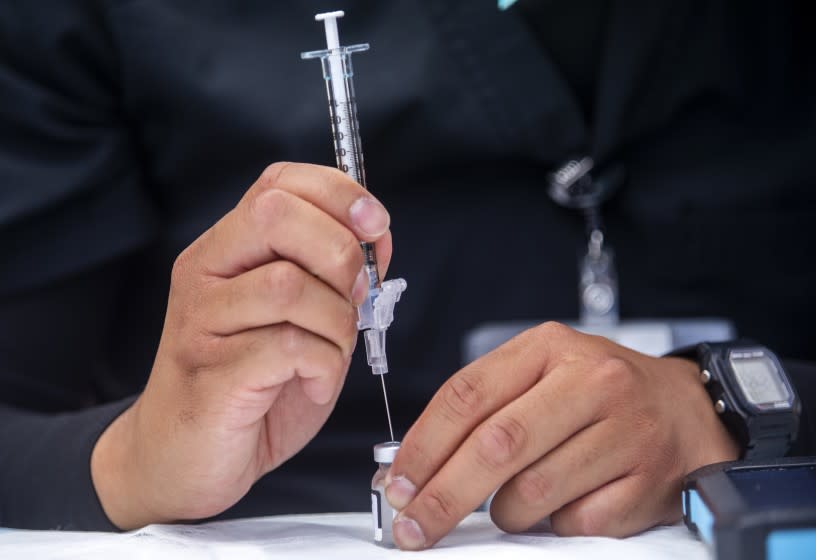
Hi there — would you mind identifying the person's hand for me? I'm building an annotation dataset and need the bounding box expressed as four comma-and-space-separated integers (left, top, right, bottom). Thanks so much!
91, 162, 392, 529
384, 322, 739, 549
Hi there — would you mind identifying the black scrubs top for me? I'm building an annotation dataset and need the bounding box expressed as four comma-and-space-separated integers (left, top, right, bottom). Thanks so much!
0, 0, 814, 530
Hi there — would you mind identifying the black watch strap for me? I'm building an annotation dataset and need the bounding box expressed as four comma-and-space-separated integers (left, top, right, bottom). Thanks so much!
666, 341, 798, 460
748, 431, 794, 460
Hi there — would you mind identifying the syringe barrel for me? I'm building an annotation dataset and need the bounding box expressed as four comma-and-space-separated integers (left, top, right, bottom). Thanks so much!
316, 49, 385, 325
306, 46, 380, 280
312, 47, 369, 189
302, 26, 395, 376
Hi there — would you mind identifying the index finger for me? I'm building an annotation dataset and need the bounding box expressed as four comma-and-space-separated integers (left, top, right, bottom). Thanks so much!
392, 360, 603, 549
242, 162, 389, 244
192, 162, 392, 280
387, 324, 569, 497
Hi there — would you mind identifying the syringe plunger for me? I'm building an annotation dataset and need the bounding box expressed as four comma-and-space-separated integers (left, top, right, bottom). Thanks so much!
315, 11, 343, 49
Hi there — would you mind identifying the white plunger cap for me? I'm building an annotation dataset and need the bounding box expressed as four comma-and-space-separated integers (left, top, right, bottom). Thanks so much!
315, 11, 344, 49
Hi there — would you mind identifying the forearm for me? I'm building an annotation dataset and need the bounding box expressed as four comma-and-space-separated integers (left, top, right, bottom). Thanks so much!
0, 398, 134, 530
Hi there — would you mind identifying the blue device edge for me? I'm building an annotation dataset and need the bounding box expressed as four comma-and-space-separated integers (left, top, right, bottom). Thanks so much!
683, 457, 816, 560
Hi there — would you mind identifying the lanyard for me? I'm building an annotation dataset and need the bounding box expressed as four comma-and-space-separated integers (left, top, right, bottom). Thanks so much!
547, 157, 625, 325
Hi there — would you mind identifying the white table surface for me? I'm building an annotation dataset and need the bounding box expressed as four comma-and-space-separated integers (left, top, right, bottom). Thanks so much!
0, 511, 709, 560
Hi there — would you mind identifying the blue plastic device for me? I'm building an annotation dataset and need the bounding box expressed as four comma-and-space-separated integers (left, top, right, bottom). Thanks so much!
683, 457, 816, 560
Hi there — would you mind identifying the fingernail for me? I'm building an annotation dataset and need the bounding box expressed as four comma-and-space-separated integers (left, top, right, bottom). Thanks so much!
352, 267, 368, 305
393, 515, 426, 550
349, 197, 389, 237
385, 475, 416, 510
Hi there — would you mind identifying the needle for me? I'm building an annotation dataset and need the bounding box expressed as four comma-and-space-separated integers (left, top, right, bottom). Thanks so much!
380, 374, 395, 442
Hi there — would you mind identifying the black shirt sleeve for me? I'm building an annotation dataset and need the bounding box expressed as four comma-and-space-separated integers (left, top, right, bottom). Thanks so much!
0, 399, 134, 530
0, 1, 156, 529
0, 260, 143, 530
786, 360, 816, 457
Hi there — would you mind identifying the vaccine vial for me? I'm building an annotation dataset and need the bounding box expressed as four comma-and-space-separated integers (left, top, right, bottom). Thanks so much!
371, 441, 400, 546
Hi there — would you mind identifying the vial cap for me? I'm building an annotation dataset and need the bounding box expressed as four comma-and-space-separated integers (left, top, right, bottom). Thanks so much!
373, 441, 400, 464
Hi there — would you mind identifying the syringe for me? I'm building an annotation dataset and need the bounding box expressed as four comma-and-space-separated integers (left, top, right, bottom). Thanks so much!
302, 11, 406, 441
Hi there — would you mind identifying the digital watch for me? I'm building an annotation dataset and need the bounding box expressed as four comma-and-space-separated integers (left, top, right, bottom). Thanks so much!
668, 342, 800, 460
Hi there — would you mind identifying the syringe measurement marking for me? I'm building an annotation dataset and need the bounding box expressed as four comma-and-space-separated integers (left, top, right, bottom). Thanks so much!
330, 101, 363, 181
336, 91, 363, 174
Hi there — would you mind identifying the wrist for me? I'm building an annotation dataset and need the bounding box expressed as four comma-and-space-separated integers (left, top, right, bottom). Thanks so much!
667, 342, 801, 461
91, 398, 171, 530
665, 357, 741, 467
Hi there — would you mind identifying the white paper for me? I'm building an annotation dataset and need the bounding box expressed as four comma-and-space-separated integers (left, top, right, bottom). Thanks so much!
0, 512, 708, 560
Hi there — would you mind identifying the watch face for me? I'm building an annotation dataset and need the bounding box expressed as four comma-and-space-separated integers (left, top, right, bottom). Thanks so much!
729, 350, 792, 410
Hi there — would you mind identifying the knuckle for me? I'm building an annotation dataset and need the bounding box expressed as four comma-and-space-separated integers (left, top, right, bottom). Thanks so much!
534, 321, 573, 341
170, 247, 195, 289
320, 163, 354, 187
440, 371, 487, 421
569, 506, 610, 537
259, 161, 291, 187
475, 415, 528, 471
241, 332, 267, 357
279, 323, 305, 356
514, 468, 553, 507
417, 488, 458, 526
517, 322, 571, 362
489, 504, 523, 534
250, 187, 292, 225
304, 345, 346, 383
329, 231, 363, 278
552, 504, 609, 537
167, 250, 211, 336
177, 331, 227, 374
400, 436, 433, 469
267, 261, 306, 308
593, 356, 635, 394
